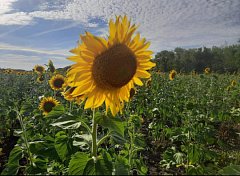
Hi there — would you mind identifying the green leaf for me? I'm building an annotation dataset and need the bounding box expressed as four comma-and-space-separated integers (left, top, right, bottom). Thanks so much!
26, 157, 48, 174
95, 113, 126, 137
114, 156, 129, 175
1, 164, 19, 175
20, 102, 32, 115
219, 165, 240, 175
51, 114, 81, 129
45, 105, 65, 118
29, 137, 59, 160
72, 134, 92, 150
68, 152, 113, 175
1, 146, 23, 175
174, 152, 185, 164
55, 131, 74, 161
68, 152, 90, 175
85, 157, 113, 175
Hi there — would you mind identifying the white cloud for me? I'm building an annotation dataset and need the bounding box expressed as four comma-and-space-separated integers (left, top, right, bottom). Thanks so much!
0, 12, 32, 25
27, 0, 240, 51
0, 0, 33, 25
0, 0, 240, 52
0, 0, 17, 14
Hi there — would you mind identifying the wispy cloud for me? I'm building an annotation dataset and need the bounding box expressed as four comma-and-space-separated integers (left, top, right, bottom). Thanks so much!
31, 22, 82, 37
0, 54, 42, 69
0, 43, 69, 56
28, 0, 240, 50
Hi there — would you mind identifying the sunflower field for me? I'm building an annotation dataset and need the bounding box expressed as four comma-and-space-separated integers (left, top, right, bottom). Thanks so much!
0, 66, 239, 175
0, 16, 240, 175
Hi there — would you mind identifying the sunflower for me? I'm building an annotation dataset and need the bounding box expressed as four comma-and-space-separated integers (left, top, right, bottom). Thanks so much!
204, 67, 210, 74
66, 15, 155, 116
49, 74, 67, 91
4, 69, 12, 74
48, 60, 56, 73
231, 80, 237, 87
191, 70, 197, 76
39, 97, 60, 115
169, 70, 177, 80
34, 65, 45, 74
37, 75, 44, 83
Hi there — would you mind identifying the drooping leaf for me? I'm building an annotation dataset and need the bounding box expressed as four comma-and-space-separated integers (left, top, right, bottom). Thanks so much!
45, 105, 65, 119
29, 137, 59, 160
114, 156, 129, 175
219, 165, 240, 175
95, 113, 126, 137
55, 131, 75, 161
51, 114, 81, 129
1, 146, 23, 175
68, 152, 90, 175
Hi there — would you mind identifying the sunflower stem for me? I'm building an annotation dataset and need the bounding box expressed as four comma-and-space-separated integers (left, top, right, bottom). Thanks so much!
97, 131, 112, 147
17, 111, 34, 166
91, 109, 98, 161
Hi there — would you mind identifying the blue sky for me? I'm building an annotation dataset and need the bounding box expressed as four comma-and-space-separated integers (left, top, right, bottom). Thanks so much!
0, 0, 239, 70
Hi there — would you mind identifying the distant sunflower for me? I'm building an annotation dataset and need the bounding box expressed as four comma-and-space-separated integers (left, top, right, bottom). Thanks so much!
49, 74, 66, 91
37, 75, 44, 83
231, 80, 237, 87
34, 65, 45, 74
48, 60, 56, 73
204, 67, 210, 74
191, 70, 197, 76
169, 70, 177, 80
4, 69, 12, 74
66, 15, 155, 116
39, 97, 60, 115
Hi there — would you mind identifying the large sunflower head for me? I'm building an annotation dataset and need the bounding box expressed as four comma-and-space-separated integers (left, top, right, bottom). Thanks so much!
66, 15, 155, 116
39, 97, 60, 115
34, 65, 45, 74
169, 70, 177, 80
49, 74, 67, 91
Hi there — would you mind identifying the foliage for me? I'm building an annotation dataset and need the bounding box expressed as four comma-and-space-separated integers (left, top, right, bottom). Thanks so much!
154, 44, 240, 73
0, 66, 239, 175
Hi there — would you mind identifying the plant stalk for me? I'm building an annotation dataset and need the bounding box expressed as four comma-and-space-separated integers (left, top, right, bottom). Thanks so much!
17, 112, 34, 166
91, 109, 97, 161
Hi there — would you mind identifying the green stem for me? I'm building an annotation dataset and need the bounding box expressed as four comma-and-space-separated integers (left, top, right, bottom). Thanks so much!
17, 111, 34, 166
91, 109, 97, 161
97, 132, 111, 147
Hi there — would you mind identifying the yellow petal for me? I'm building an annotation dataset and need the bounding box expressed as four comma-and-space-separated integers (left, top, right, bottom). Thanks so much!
139, 62, 156, 70
72, 81, 93, 96
135, 70, 151, 78
133, 77, 143, 86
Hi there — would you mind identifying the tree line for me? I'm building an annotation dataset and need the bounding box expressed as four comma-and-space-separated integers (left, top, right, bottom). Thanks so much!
153, 44, 240, 73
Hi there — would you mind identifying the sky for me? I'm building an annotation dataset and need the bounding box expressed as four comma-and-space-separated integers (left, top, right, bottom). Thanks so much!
0, 0, 239, 70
